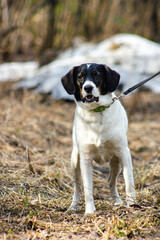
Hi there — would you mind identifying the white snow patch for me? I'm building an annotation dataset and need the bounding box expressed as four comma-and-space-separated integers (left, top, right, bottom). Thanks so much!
0, 62, 38, 82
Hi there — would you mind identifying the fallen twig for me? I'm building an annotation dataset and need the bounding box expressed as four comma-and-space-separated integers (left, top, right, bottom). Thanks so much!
25, 146, 35, 174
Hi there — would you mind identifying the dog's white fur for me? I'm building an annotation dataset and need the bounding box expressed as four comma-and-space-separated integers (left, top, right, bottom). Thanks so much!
69, 80, 135, 214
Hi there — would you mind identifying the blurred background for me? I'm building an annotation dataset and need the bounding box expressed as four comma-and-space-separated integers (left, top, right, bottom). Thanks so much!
1, 0, 160, 65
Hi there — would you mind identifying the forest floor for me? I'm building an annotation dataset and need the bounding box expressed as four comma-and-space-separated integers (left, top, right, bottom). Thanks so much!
0, 82, 160, 239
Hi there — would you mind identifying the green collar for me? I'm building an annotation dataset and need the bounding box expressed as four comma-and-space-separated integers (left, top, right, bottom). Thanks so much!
91, 105, 110, 112
90, 97, 118, 113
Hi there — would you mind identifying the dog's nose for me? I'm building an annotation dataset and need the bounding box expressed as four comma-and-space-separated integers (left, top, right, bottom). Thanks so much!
84, 85, 93, 93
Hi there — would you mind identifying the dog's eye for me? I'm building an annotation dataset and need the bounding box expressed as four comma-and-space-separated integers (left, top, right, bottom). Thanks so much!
78, 72, 85, 81
78, 75, 84, 79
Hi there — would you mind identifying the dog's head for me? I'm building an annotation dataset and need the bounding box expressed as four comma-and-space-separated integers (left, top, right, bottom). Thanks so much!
61, 63, 120, 103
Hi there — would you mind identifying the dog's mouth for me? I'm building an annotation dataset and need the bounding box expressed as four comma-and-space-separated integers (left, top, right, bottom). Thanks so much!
83, 95, 99, 103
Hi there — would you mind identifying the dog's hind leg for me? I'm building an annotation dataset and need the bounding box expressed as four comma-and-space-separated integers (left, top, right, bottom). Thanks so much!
108, 156, 123, 205
119, 147, 136, 206
68, 148, 81, 211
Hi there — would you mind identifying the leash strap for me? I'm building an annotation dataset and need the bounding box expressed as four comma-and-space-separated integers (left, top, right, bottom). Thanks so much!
123, 71, 160, 96
91, 71, 160, 112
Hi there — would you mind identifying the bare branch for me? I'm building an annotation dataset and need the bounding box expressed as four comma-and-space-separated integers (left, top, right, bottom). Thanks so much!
25, 146, 35, 175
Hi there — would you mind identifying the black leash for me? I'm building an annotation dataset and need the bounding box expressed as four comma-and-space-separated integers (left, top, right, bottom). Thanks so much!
92, 71, 160, 112
123, 71, 160, 96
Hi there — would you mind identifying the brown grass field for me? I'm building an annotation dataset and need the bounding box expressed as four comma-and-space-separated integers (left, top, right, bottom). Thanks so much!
0, 82, 160, 239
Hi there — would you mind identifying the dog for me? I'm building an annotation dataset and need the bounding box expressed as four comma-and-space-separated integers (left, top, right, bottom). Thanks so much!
61, 63, 136, 214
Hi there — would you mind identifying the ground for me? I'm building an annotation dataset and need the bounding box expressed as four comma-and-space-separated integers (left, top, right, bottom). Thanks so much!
0, 82, 160, 239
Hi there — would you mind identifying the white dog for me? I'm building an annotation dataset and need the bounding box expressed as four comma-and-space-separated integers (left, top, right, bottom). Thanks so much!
61, 63, 136, 214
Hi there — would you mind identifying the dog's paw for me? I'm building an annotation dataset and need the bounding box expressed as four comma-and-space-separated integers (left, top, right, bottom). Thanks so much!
126, 195, 136, 206
113, 198, 123, 205
85, 205, 96, 215
112, 199, 123, 210
65, 206, 78, 214
65, 203, 82, 214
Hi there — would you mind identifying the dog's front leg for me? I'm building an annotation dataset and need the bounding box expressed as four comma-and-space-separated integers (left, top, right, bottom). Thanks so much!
80, 154, 95, 214
119, 147, 136, 205
68, 148, 81, 211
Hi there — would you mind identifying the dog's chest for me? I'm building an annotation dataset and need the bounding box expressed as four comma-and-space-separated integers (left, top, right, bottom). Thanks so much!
75, 110, 119, 163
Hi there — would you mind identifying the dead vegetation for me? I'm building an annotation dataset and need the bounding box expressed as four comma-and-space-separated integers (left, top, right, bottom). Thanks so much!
0, 83, 160, 239
1, 0, 160, 63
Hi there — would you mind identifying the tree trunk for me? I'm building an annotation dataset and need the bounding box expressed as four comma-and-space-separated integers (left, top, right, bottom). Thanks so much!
39, 0, 58, 53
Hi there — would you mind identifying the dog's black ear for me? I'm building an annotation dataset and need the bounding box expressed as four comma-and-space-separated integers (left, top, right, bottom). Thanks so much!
61, 68, 75, 94
104, 65, 120, 92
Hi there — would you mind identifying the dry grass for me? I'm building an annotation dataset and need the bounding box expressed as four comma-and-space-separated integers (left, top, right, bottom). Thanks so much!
0, 83, 160, 239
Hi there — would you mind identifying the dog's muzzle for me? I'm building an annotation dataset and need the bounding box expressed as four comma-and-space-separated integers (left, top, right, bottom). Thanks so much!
82, 84, 99, 103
